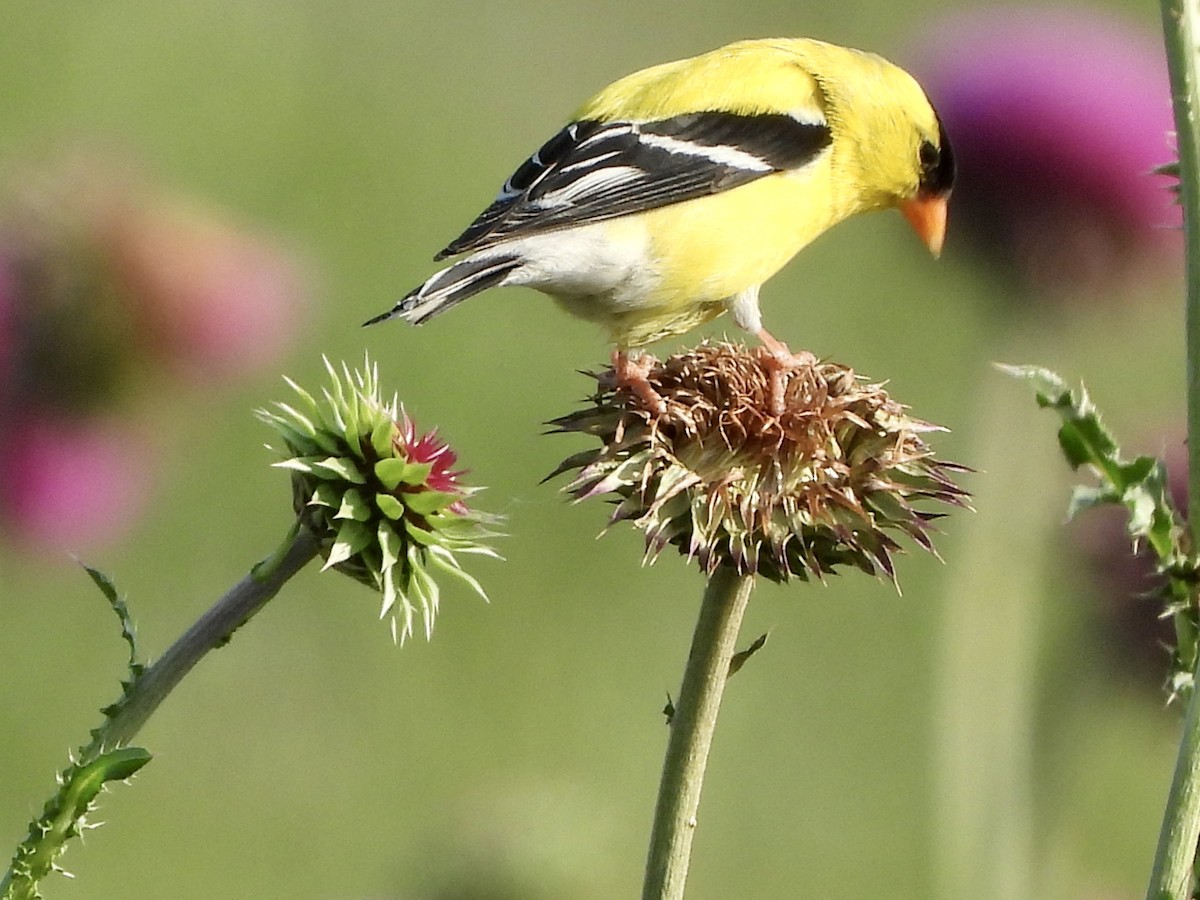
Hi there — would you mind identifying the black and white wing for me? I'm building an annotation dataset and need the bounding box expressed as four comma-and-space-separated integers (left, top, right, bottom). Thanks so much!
435, 111, 832, 260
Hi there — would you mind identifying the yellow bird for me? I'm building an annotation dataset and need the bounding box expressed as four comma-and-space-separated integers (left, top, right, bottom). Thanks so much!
367, 38, 954, 402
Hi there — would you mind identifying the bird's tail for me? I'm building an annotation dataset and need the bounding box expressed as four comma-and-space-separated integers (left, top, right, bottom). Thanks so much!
364, 253, 522, 327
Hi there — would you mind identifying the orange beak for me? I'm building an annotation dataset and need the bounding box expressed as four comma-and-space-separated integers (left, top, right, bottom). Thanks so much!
901, 194, 949, 258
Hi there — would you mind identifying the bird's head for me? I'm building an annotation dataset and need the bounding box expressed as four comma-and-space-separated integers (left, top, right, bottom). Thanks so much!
900, 114, 955, 257
819, 45, 956, 256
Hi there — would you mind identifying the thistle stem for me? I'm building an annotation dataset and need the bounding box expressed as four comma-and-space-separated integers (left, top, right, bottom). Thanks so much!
1149, 654, 1200, 900
1148, 1, 1200, 897
641, 566, 754, 900
0, 523, 321, 900
84, 523, 320, 754
1160, 0, 1200, 530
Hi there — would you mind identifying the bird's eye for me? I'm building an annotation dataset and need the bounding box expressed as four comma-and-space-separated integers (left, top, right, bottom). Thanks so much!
918, 140, 940, 173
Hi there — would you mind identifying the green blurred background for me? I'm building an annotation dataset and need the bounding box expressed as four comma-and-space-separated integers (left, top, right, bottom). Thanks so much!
0, 2, 1185, 898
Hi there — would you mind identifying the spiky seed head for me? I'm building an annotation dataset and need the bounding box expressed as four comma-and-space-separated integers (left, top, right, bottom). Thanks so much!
259, 356, 499, 642
548, 342, 968, 583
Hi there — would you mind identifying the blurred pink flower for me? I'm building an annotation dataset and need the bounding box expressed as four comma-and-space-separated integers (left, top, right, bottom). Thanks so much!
0, 155, 309, 556
914, 8, 1181, 297
0, 414, 152, 555
102, 202, 306, 383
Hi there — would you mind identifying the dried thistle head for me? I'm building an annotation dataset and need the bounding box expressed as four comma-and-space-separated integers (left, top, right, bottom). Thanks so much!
258, 356, 500, 642
549, 342, 968, 583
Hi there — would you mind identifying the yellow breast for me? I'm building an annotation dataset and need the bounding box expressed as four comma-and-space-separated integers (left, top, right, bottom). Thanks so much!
584, 158, 844, 347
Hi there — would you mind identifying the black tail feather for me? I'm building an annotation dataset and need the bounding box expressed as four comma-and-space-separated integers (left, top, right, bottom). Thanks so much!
365, 254, 522, 327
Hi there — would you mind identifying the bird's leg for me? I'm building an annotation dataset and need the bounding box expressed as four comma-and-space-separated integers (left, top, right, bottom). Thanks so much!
755, 328, 818, 367
728, 286, 815, 414
754, 328, 818, 416
613, 348, 667, 414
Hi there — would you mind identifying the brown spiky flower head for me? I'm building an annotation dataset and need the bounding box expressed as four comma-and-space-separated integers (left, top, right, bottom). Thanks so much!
549, 342, 968, 583
259, 356, 499, 642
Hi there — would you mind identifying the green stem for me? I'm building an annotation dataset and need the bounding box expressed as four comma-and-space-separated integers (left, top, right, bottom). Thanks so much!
70, 520, 316, 753
1149, 1, 1200, 897
1149, 651, 1200, 900
85, 522, 320, 755
1160, 0, 1200, 528
0, 524, 321, 900
641, 566, 754, 900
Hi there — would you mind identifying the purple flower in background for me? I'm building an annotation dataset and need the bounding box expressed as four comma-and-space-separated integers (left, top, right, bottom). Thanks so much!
102, 201, 304, 383
914, 8, 1181, 297
0, 157, 308, 556
0, 414, 152, 555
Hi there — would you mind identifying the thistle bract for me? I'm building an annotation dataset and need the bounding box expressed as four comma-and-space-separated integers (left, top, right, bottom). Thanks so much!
549, 342, 968, 583
259, 357, 498, 642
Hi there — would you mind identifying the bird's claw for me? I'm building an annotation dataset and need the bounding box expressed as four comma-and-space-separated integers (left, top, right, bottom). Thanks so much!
754, 330, 818, 415
613, 350, 668, 415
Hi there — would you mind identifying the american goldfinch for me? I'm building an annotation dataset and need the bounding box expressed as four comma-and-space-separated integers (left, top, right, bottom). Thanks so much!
367, 37, 953, 401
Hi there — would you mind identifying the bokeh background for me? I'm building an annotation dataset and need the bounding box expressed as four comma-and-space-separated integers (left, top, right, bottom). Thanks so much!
0, 2, 1187, 898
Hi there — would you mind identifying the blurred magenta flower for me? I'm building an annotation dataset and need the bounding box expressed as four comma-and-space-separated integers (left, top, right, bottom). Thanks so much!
103, 202, 304, 383
0, 156, 308, 556
0, 414, 151, 555
913, 8, 1181, 297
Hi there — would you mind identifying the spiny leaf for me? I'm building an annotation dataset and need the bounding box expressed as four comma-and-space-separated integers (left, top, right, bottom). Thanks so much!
1001, 363, 1186, 551
1004, 363, 1199, 700
1155, 160, 1181, 179
3, 748, 152, 900
61, 749, 152, 818
728, 632, 770, 677
79, 564, 143, 679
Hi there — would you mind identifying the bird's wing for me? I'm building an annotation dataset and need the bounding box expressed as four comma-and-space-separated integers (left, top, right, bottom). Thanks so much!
435, 111, 832, 260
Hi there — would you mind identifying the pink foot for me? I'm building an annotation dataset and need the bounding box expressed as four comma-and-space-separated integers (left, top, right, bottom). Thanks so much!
755, 329, 817, 415
613, 349, 667, 415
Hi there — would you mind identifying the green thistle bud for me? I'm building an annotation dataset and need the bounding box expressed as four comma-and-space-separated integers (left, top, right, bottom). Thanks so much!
258, 357, 499, 642
549, 342, 968, 583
